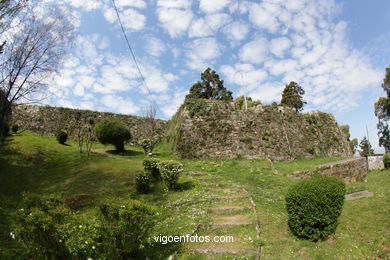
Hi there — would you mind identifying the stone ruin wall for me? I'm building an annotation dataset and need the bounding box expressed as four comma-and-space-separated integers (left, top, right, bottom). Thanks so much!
167, 100, 353, 161
10, 104, 167, 142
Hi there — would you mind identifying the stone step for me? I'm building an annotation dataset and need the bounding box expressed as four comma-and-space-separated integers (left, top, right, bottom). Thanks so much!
210, 222, 253, 228
209, 195, 250, 201
187, 172, 207, 176
209, 206, 252, 213
208, 188, 245, 194
345, 190, 374, 200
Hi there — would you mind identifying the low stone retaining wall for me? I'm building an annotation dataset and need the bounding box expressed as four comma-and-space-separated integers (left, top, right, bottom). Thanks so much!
367, 155, 384, 170
290, 157, 367, 183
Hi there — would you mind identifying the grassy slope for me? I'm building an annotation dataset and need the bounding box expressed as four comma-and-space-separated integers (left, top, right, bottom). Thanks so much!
0, 132, 389, 259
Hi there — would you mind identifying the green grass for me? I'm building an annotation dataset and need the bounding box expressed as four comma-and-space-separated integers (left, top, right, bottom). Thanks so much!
272, 156, 347, 175
0, 132, 389, 259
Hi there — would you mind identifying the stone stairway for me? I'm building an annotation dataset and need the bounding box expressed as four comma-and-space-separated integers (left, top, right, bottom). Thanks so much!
178, 171, 262, 259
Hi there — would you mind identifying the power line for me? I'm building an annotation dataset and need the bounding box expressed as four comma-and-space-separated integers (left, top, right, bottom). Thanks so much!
111, 0, 158, 111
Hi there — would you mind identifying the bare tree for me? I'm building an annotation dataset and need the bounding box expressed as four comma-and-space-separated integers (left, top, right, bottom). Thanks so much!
0, 5, 75, 136
140, 103, 157, 154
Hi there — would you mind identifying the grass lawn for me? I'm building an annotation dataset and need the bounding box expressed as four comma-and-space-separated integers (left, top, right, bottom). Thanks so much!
0, 132, 389, 259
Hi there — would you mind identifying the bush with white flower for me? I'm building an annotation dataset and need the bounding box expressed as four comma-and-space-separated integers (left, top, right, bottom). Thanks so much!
158, 160, 184, 191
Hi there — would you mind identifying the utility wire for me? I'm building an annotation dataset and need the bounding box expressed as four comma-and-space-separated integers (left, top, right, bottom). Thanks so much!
111, 0, 158, 111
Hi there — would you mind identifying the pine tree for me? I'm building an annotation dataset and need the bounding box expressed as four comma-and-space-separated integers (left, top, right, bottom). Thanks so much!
186, 67, 233, 101
280, 81, 307, 113
358, 137, 374, 157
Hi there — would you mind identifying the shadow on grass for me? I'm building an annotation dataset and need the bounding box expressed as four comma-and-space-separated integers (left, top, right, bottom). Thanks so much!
175, 181, 195, 191
106, 149, 143, 156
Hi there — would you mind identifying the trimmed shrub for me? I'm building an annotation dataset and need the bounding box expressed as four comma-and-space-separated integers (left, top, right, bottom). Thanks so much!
143, 158, 161, 181
99, 199, 155, 259
158, 160, 183, 191
285, 175, 345, 241
140, 138, 153, 154
383, 153, 390, 169
94, 118, 131, 151
56, 130, 68, 144
134, 172, 151, 193
12, 124, 19, 133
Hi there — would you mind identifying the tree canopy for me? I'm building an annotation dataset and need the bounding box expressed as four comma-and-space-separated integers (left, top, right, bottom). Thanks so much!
358, 137, 374, 157
375, 68, 390, 152
185, 67, 233, 101
341, 125, 358, 154
280, 81, 307, 113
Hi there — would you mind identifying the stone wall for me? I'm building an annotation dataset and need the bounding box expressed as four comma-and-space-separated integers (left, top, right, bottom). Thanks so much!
367, 155, 384, 170
10, 104, 167, 142
290, 157, 367, 183
315, 158, 367, 183
166, 100, 352, 160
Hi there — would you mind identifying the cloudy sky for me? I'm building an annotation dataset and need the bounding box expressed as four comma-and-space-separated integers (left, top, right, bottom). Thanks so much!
39, 0, 390, 152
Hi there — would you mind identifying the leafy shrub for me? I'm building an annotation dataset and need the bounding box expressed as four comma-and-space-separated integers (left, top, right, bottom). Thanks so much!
134, 172, 151, 193
94, 118, 131, 151
383, 153, 390, 169
140, 138, 153, 154
143, 158, 161, 181
56, 130, 68, 144
285, 175, 345, 241
12, 194, 72, 259
12, 124, 19, 133
185, 98, 210, 118
99, 199, 155, 259
158, 160, 183, 190
64, 193, 92, 211
58, 218, 101, 259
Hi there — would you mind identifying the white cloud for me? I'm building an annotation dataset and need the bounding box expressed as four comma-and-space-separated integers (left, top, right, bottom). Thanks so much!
189, 13, 231, 37
249, 2, 281, 34
116, 0, 146, 9
157, 0, 192, 9
223, 21, 249, 42
119, 8, 146, 31
157, 8, 193, 37
239, 38, 269, 64
221, 63, 268, 87
199, 0, 230, 13
186, 38, 221, 70
101, 95, 139, 114
269, 37, 291, 58
144, 36, 167, 57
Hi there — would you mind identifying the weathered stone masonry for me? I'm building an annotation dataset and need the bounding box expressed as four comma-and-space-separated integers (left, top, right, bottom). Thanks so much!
11, 104, 167, 142
166, 100, 352, 160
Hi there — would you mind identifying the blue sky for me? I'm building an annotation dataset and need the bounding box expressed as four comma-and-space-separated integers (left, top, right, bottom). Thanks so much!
39, 0, 390, 152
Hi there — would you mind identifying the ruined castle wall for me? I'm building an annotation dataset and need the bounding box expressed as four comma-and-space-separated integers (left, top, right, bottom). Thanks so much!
10, 105, 167, 142
167, 100, 352, 160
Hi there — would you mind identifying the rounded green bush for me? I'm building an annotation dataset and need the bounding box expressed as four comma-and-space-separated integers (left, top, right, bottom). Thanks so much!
285, 175, 346, 241
134, 172, 151, 193
158, 160, 183, 191
143, 158, 161, 181
383, 153, 390, 169
94, 118, 131, 151
56, 130, 68, 144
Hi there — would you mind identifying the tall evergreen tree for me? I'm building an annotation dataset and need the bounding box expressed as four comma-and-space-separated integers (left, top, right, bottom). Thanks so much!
358, 137, 374, 157
186, 67, 233, 101
375, 68, 390, 152
280, 81, 307, 113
